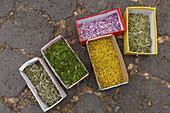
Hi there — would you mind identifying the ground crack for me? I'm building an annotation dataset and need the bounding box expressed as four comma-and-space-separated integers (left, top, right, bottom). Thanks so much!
0, 2, 25, 29
158, 35, 170, 43
0, 44, 38, 58
1, 87, 37, 113
137, 71, 170, 88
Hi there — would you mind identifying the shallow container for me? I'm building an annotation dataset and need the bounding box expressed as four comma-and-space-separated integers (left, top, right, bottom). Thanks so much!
124, 7, 157, 55
19, 57, 67, 112
86, 34, 129, 90
41, 35, 89, 89
75, 8, 126, 45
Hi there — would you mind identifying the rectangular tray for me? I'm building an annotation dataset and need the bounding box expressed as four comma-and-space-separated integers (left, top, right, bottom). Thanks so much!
123, 7, 157, 55
75, 7, 126, 45
86, 34, 129, 90
19, 57, 67, 112
41, 35, 89, 89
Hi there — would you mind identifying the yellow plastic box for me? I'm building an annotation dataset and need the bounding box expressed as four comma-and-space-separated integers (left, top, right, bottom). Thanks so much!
124, 7, 157, 55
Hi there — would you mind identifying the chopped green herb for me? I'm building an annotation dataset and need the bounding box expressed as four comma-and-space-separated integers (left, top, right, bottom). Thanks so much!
24, 62, 61, 106
128, 13, 152, 53
44, 39, 87, 87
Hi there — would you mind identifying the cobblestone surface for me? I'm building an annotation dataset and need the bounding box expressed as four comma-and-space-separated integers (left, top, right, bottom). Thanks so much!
116, 74, 170, 113
112, 0, 141, 13
0, 0, 169, 113
157, 0, 170, 36
20, 104, 46, 113
57, 87, 77, 108
141, 0, 157, 6
0, 0, 17, 17
22, 0, 78, 21
0, 9, 54, 56
0, 49, 29, 97
82, 0, 108, 13
73, 93, 107, 113
138, 41, 170, 81
52, 110, 61, 113
0, 101, 14, 113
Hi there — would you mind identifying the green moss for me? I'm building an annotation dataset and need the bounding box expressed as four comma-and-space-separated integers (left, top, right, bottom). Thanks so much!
44, 39, 87, 87
128, 13, 152, 53
24, 62, 61, 106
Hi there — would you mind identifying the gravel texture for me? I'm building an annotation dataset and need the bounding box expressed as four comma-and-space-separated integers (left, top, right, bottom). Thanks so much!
20, 104, 46, 113
0, 49, 29, 97
53, 111, 61, 113
112, 0, 141, 13
0, 0, 17, 17
21, 0, 77, 20
73, 93, 107, 113
83, 0, 108, 13
57, 87, 77, 108
116, 74, 170, 113
157, 0, 170, 36
0, 101, 15, 113
141, 0, 157, 6
0, 9, 54, 56
138, 41, 170, 81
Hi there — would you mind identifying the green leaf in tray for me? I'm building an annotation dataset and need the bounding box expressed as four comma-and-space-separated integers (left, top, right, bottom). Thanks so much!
45, 39, 87, 87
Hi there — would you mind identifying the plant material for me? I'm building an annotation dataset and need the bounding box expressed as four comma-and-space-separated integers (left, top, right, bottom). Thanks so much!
78, 13, 121, 41
88, 38, 124, 89
128, 13, 152, 53
44, 39, 87, 87
24, 62, 61, 106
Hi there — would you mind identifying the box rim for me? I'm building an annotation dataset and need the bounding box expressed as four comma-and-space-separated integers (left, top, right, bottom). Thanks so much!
75, 8, 119, 21
86, 34, 129, 90
19, 57, 67, 112
124, 7, 157, 55
75, 7, 126, 45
